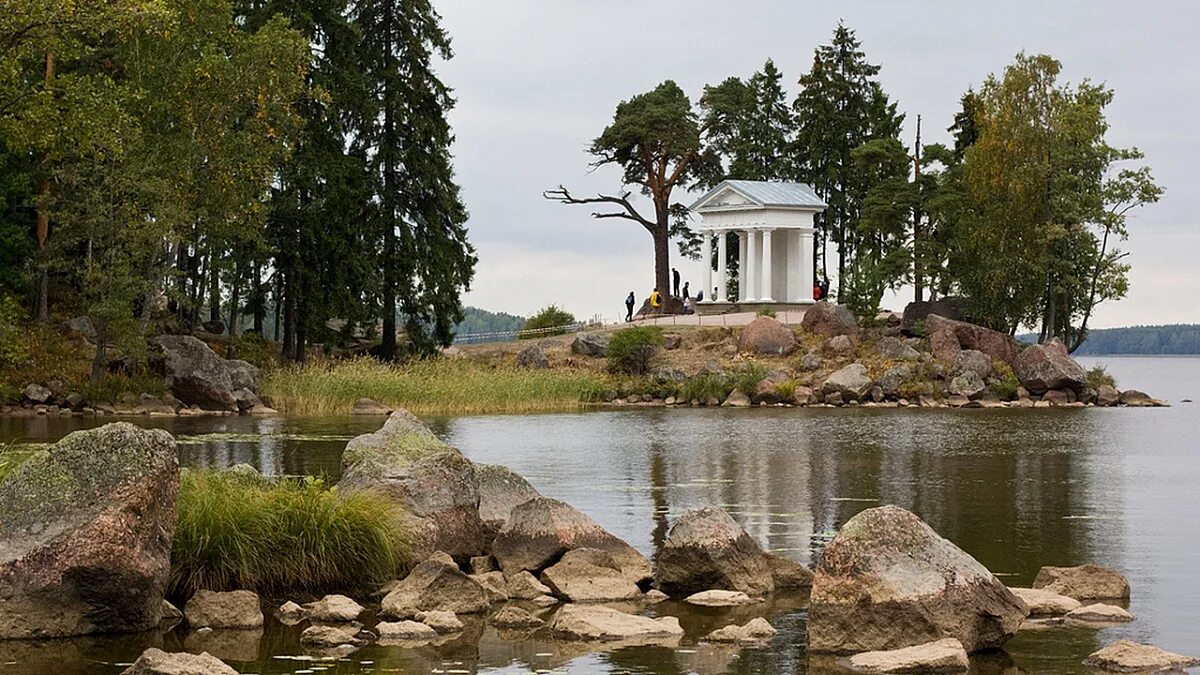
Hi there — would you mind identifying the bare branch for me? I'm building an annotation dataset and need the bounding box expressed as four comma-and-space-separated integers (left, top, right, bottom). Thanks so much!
543, 185, 655, 232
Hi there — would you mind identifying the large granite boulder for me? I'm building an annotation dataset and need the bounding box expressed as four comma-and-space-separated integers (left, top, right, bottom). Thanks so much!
491, 497, 651, 583
807, 505, 1025, 654
654, 507, 776, 597
571, 333, 610, 357
150, 335, 238, 411
1032, 564, 1130, 600
802, 302, 859, 337
338, 411, 489, 561
821, 364, 873, 401
379, 555, 490, 618
0, 423, 178, 639
1012, 339, 1087, 394
737, 316, 797, 356
901, 297, 965, 334
952, 349, 992, 378
121, 648, 238, 675
926, 315, 1019, 365
474, 463, 540, 534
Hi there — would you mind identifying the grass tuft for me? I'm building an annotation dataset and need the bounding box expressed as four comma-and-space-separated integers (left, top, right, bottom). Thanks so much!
170, 470, 410, 599
261, 357, 606, 416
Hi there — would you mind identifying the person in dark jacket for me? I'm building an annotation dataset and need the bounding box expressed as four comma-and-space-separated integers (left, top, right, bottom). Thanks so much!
681, 281, 690, 300
625, 291, 636, 322
672, 267, 681, 297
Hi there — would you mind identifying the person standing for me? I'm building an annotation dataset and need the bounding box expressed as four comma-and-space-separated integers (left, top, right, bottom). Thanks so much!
625, 291, 636, 322
681, 281, 690, 300
672, 267, 681, 297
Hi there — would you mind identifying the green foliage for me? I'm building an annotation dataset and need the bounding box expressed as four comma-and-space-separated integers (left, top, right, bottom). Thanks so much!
756, 306, 777, 318
606, 326, 665, 375
518, 305, 575, 339
170, 470, 409, 598
77, 372, 167, 404
989, 361, 1021, 400
0, 296, 28, 371
1085, 364, 1116, 390
1067, 324, 1200, 355
455, 307, 526, 341
229, 333, 276, 369
262, 357, 605, 416
733, 361, 770, 395
701, 59, 794, 183
0, 442, 27, 484
679, 371, 733, 403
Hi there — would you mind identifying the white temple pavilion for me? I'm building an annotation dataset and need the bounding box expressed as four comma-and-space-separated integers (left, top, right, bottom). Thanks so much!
690, 180, 828, 312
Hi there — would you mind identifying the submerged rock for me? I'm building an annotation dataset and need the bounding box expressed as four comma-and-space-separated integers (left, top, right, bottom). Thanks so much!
414, 609, 463, 634
1066, 603, 1134, 623
491, 497, 651, 582
549, 604, 683, 642
376, 620, 437, 641
705, 617, 777, 643
1032, 564, 1130, 600
1008, 587, 1081, 616
379, 555, 489, 618
489, 604, 546, 629
654, 507, 775, 597
0, 423, 179, 639
339, 410, 489, 561
120, 648, 238, 675
846, 638, 970, 674
184, 590, 264, 629
684, 590, 757, 607
1083, 640, 1200, 672
807, 505, 1025, 654
300, 624, 365, 647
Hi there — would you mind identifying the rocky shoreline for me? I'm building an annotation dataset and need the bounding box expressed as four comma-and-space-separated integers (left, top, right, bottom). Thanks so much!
2, 410, 1194, 674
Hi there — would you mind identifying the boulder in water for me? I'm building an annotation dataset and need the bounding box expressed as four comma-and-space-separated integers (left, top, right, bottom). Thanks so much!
1008, 587, 1081, 616
150, 335, 240, 410
1083, 640, 1200, 672
540, 548, 643, 602
1032, 564, 1130, 600
549, 604, 683, 643
303, 594, 363, 623
1012, 339, 1087, 394
846, 638, 969, 674
654, 507, 775, 597
491, 497, 651, 583
0, 423, 178, 639
704, 617, 777, 643
184, 590, 264, 629
807, 505, 1025, 654
120, 648, 238, 675
379, 555, 489, 618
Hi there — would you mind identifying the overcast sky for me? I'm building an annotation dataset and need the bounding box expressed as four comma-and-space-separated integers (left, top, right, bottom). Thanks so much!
435, 0, 1199, 328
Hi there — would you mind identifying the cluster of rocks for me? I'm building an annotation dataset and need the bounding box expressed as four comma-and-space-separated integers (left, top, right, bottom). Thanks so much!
571, 303, 1166, 410
2, 335, 277, 417
803, 504, 1189, 674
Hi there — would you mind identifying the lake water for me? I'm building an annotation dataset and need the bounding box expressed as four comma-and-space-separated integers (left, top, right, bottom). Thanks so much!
0, 356, 1197, 674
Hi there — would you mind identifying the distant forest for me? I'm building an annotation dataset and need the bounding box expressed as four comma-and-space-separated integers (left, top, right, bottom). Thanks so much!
1018, 325, 1200, 355
454, 307, 526, 340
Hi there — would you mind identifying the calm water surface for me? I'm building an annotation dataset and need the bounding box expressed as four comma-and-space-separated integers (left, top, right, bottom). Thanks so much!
0, 356, 1197, 674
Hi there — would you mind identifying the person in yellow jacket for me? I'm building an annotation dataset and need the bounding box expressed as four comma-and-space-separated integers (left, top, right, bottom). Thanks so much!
649, 288, 662, 310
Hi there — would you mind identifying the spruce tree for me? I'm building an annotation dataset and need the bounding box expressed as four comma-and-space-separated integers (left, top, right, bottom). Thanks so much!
791, 22, 903, 297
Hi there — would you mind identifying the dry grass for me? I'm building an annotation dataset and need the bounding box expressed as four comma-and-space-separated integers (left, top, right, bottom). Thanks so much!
261, 357, 609, 416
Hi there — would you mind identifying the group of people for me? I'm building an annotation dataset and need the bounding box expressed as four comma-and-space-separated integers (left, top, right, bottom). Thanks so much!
624, 268, 832, 321
624, 267, 709, 321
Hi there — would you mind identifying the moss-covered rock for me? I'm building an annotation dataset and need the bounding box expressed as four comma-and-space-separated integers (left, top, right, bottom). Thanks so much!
0, 422, 179, 639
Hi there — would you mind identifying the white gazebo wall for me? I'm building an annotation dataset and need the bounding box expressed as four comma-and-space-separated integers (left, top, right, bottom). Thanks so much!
696, 208, 817, 303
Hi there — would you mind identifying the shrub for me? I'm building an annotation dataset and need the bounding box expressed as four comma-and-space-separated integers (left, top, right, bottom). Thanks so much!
0, 295, 28, 371
733, 361, 769, 394
170, 471, 410, 599
229, 332, 276, 368
518, 305, 575, 339
1086, 364, 1116, 390
78, 372, 167, 404
679, 371, 733, 403
908, 318, 928, 338
989, 360, 1021, 400
756, 306, 777, 318
606, 326, 664, 375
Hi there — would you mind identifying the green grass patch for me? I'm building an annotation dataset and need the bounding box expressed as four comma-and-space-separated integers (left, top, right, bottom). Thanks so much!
77, 372, 167, 403
170, 470, 409, 599
261, 357, 607, 416
680, 372, 734, 403
733, 361, 770, 395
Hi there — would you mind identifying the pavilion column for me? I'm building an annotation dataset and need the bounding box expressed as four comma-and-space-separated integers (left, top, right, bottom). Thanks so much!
745, 229, 759, 301
737, 230, 748, 301
716, 231, 728, 301
761, 228, 774, 302
800, 229, 815, 303
701, 231, 713, 302
786, 229, 803, 302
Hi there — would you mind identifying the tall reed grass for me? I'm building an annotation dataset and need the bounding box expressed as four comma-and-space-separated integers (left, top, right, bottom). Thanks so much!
261, 357, 607, 416
170, 471, 409, 599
